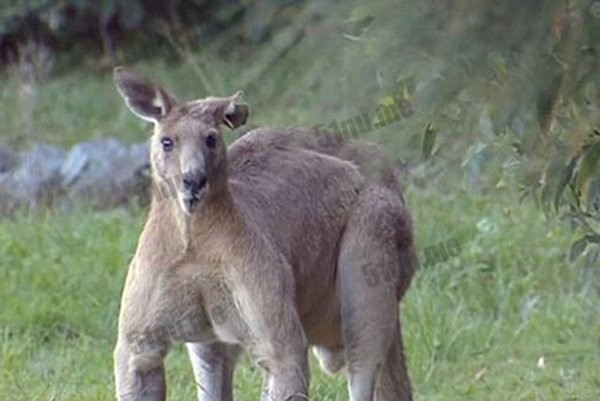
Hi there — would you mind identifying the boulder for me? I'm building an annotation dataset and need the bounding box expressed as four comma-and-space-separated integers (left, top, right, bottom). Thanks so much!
0, 144, 65, 213
127, 142, 152, 207
60, 138, 149, 208
0, 142, 18, 173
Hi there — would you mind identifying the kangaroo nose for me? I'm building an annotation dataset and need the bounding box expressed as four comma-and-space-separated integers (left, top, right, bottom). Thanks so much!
182, 171, 207, 194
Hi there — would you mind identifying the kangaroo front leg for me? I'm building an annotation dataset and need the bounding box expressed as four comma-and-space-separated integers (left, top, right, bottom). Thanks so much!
263, 351, 310, 401
254, 305, 310, 400
186, 342, 240, 401
235, 256, 310, 400
114, 338, 168, 401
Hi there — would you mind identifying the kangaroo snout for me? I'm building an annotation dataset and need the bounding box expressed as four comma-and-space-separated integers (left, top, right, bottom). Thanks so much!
180, 170, 207, 213
182, 171, 207, 194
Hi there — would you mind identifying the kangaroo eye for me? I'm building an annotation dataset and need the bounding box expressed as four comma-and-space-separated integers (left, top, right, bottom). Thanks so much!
161, 137, 174, 152
205, 133, 217, 149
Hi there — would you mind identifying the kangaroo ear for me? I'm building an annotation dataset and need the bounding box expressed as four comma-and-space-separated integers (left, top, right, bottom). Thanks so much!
222, 91, 249, 129
114, 67, 177, 124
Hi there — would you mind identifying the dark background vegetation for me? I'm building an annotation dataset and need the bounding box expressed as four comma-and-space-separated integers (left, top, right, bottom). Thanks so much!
1, 1, 599, 400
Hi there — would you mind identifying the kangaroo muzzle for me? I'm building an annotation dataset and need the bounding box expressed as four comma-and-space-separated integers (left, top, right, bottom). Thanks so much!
180, 170, 207, 213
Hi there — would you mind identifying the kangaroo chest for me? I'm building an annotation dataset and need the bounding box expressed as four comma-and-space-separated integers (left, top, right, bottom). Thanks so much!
174, 248, 254, 347
197, 278, 250, 345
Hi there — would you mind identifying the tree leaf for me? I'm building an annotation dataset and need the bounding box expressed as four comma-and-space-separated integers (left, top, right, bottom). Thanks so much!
554, 157, 577, 212
569, 235, 600, 263
569, 236, 590, 262
576, 141, 600, 195
587, 178, 600, 212
422, 123, 436, 160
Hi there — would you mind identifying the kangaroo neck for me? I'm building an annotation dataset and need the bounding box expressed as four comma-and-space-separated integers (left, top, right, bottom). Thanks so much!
174, 184, 245, 254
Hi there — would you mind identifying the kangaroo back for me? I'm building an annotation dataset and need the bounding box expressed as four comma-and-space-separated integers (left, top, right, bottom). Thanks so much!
232, 127, 403, 197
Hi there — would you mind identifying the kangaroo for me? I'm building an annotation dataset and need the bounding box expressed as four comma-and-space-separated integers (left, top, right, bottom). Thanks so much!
113, 67, 416, 401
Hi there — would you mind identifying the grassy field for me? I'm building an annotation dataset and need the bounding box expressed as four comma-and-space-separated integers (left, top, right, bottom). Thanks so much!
0, 26, 599, 399
1, 184, 599, 400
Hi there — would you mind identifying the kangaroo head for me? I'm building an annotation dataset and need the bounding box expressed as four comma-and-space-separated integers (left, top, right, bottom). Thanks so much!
114, 67, 249, 215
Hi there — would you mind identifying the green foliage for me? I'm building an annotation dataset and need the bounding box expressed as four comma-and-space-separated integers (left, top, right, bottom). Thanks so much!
551, 134, 600, 264
402, 0, 600, 262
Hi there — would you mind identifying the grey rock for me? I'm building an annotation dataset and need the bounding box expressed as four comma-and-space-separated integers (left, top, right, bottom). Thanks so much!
129, 142, 150, 172
0, 144, 65, 213
0, 142, 18, 173
60, 138, 150, 208
124, 142, 151, 207
0, 138, 152, 215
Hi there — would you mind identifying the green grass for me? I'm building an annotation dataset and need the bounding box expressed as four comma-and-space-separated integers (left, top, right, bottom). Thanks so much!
1, 187, 598, 401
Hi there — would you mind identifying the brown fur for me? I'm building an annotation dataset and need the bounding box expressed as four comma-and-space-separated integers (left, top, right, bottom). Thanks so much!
113, 67, 415, 401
